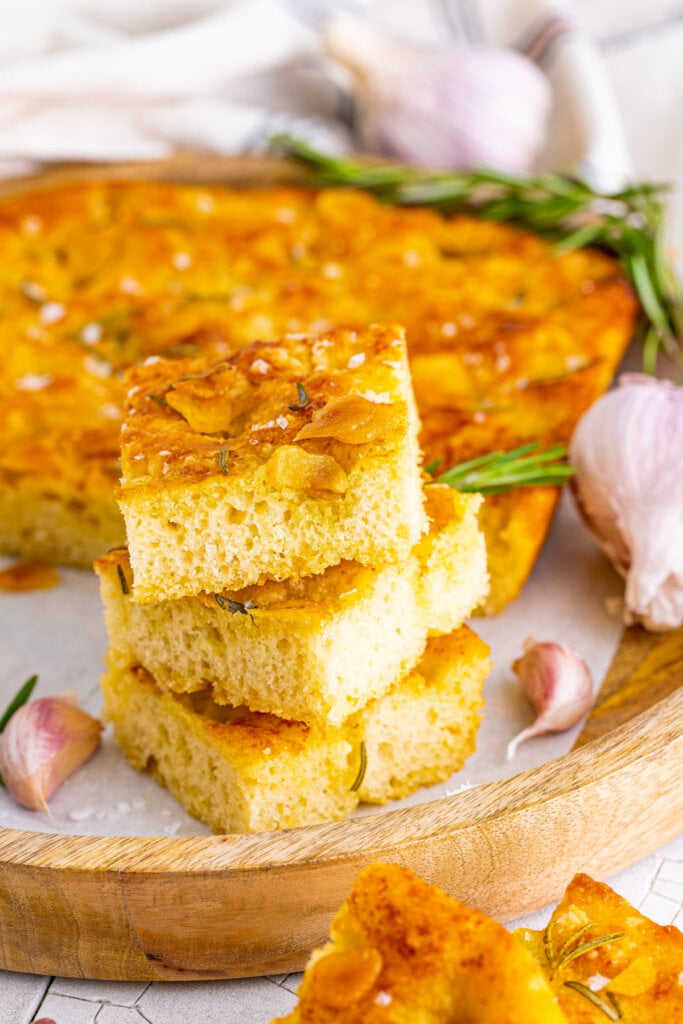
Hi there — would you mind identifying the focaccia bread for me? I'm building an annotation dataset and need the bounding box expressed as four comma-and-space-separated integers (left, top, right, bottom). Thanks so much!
0, 179, 636, 609
101, 627, 490, 833
272, 862, 567, 1024
117, 324, 426, 601
273, 865, 683, 1023
96, 486, 487, 727
516, 873, 683, 1022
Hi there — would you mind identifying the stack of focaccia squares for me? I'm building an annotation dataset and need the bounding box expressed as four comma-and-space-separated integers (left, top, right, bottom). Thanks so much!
96, 325, 491, 833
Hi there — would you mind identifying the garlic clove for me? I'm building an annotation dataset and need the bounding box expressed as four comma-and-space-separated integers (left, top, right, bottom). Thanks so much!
0, 697, 102, 812
570, 374, 683, 631
506, 638, 593, 759
325, 14, 551, 174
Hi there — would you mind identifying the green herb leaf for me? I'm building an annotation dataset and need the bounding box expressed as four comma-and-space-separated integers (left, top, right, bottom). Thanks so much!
116, 564, 129, 596
542, 919, 557, 971
350, 741, 367, 792
556, 931, 626, 970
215, 595, 256, 620
218, 449, 229, 475
288, 382, 309, 411
563, 981, 622, 1020
432, 443, 575, 495
273, 136, 683, 373
147, 393, 169, 406
555, 921, 596, 965
423, 458, 442, 476
0, 674, 38, 733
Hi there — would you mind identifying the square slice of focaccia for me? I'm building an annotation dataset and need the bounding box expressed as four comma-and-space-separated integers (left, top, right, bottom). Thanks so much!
101, 627, 490, 834
96, 486, 487, 728
117, 324, 426, 602
271, 862, 567, 1024
516, 873, 683, 1022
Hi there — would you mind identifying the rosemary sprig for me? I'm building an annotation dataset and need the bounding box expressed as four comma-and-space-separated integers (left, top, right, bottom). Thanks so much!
0, 674, 38, 733
218, 449, 229, 475
557, 931, 626, 970
564, 982, 622, 1021
431, 443, 575, 495
350, 741, 367, 792
274, 136, 683, 371
554, 921, 596, 965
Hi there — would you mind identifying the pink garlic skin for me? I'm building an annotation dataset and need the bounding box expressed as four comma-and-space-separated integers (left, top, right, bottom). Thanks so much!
325, 16, 551, 174
570, 375, 683, 631
365, 47, 550, 173
0, 696, 102, 812
507, 638, 593, 759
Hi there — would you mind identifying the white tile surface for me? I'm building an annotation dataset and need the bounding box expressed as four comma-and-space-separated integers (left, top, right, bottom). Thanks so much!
49, 980, 150, 1007
94, 1006, 149, 1024
0, 973, 48, 1024
32, 993, 99, 1024
137, 978, 296, 1024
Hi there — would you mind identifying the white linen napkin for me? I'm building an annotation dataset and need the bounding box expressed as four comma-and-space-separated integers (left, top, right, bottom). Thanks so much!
0, 0, 631, 190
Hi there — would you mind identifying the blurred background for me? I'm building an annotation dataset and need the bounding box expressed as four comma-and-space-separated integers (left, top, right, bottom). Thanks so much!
0, 0, 680, 244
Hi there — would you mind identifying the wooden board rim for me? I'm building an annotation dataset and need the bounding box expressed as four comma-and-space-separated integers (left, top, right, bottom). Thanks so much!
0, 686, 680, 980
1, 686, 681, 870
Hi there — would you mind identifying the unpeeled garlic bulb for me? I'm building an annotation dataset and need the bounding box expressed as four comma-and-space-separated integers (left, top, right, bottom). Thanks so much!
507, 638, 593, 759
325, 15, 551, 173
569, 375, 683, 631
0, 694, 102, 812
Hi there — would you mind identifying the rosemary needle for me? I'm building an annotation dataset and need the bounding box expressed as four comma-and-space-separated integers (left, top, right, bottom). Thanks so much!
563, 982, 622, 1021
0, 675, 38, 733
431, 443, 575, 495
273, 136, 683, 372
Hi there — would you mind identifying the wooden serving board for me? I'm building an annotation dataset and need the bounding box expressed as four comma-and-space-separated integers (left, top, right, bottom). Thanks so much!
0, 627, 680, 981
0, 156, 681, 980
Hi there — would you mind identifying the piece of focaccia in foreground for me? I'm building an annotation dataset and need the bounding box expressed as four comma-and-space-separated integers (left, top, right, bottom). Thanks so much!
271, 862, 567, 1024
516, 873, 683, 1022
96, 486, 488, 728
117, 324, 426, 603
101, 628, 489, 834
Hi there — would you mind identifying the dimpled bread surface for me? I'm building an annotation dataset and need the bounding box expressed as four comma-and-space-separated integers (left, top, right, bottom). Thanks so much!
0, 179, 636, 610
117, 324, 426, 602
101, 627, 490, 833
271, 862, 568, 1024
96, 486, 488, 727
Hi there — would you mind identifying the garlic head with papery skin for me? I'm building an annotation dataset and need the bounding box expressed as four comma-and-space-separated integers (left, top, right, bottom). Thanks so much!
569, 374, 683, 631
324, 15, 551, 173
506, 638, 593, 759
0, 695, 102, 812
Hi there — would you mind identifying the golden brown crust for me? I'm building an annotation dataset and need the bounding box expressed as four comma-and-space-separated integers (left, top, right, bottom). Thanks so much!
517, 873, 683, 1022
116, 324, 426, 601
273, 862, 567, 1023
0, 179, 636, 603
119, 325, 411, 492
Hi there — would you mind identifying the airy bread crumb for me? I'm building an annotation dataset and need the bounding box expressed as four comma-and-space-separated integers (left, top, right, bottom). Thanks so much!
101, 628, 490, 834
96, 486, 488, 727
